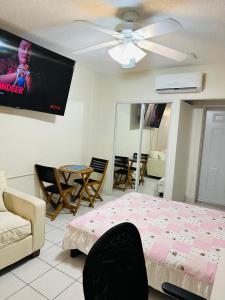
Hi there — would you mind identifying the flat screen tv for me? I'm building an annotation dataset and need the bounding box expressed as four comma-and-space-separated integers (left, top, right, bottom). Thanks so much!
0, 28, 75, 115
144, 103, 166, 128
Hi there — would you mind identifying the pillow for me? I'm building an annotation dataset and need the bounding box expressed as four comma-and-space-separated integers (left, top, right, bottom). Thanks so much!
158, 152, 167, 160
0, 189, 7, 212
150, 151, 159, 159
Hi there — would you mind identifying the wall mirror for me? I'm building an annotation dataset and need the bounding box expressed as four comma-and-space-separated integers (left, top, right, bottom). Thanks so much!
112, 102, 172, 198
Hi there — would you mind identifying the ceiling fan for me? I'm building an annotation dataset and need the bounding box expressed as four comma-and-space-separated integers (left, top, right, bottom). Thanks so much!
72, 11, 188, 69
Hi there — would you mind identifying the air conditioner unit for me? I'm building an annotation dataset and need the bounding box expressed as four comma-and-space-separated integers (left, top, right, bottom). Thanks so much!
155, 72, 203, 94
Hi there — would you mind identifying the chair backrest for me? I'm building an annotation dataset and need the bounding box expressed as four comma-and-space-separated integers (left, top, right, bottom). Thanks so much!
35, 164, 58, 185
114, 155, 129, 168
133, 153, 149, 161
90, 157, 108, 175
83, 222, 148, 300
0, 170, 7, 190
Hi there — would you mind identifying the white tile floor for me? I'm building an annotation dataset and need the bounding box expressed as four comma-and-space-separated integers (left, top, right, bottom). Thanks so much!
0, 194, 171, 300
112, 177, 159, 198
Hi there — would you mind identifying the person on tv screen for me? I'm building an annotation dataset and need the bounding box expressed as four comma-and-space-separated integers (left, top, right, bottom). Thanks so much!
0, 39, 32, 94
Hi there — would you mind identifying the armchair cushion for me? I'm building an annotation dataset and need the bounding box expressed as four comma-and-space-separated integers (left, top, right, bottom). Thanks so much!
0, 211, 31, 249
3, 187, 45, 252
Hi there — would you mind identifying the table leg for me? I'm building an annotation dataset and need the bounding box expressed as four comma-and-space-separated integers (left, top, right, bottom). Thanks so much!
81, 172, 94, 208
74, 172, 93, 213
61, 172, 71, 184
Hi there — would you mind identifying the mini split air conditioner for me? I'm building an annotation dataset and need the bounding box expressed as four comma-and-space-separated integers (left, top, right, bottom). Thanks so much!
155, 72, 203, 94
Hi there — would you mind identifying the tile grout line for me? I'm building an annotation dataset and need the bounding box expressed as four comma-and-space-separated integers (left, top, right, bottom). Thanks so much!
4, 284, 28, 300
51, 278, 82, 300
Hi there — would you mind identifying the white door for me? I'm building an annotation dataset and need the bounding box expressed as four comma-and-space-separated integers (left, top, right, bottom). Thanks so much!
198, 108, 225, 205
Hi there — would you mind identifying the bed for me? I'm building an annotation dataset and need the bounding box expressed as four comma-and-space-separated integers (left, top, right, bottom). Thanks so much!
63, 192, 225, 299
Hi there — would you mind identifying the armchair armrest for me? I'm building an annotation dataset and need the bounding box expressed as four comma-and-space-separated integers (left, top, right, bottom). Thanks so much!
162, 283, 206, 300
3, 187, 46, 252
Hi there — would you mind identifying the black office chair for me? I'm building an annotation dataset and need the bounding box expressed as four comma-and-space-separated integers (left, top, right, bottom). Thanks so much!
83, 222, 206, 300
83, 222, 148, 300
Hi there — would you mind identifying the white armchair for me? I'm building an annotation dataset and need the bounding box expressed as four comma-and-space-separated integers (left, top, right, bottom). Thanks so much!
0, 171, 45, 270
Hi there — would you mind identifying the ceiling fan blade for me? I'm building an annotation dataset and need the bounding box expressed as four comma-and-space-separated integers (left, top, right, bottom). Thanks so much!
135, 18, 183, 39
74, 20, 122, 38
137, 40, 187, 61
72, 40, 120, 55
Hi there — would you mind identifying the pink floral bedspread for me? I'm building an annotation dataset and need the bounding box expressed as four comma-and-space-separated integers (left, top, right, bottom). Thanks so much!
68, 192, 225, 284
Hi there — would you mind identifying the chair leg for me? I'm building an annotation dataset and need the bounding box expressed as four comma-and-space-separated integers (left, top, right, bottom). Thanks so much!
90, 185, 102, 202
50, 202, 63, 220
124, 174, 129, 191
45, 194, 63, 221
71, 249, 82, 257
62, 192, 76, 214
85, 186, 94, 208
31, 250, 40, 258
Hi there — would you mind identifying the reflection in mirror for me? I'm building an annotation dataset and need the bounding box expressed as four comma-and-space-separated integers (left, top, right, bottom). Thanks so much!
112, 102, 171, 199
137, 103, 171, 197
112, 103, 141, 197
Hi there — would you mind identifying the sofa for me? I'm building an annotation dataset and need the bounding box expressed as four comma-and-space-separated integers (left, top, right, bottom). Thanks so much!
0, 170, 45, 270
147, 150, 166, 178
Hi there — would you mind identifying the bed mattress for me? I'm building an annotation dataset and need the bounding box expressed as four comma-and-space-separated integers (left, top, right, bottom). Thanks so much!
63, 192, 225, 299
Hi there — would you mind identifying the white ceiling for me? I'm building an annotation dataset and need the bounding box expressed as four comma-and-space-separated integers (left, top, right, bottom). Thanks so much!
1, 0, 225, 74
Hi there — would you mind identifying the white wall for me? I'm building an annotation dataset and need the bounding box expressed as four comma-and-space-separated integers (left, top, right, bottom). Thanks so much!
0, 63, 97, 195
115, 104, 141, 158
90, 63, 225, 197
172, 101, 192, 201
185, 100, 225, 202
185, 107, 204, 202
115, 103, 171, 160
115, 104, 152, 158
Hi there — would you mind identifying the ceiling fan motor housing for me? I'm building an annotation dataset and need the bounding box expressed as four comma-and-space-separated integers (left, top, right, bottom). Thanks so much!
116, 10, 141, 32
121, 10, 139, 22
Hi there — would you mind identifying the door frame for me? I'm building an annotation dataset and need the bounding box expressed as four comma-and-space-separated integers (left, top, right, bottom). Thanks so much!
110, 100, 173, 195
195, 105, 225, 203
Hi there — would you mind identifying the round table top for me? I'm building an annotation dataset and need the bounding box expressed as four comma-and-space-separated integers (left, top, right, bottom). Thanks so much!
59, 164, 93, 174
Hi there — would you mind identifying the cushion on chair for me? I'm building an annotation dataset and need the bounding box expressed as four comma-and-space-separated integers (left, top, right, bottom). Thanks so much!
0, 190, 7, 212
0, 211, 31, 249
74, 178, 99, 185
44, 183, 74, 193
114, 168, 129, 175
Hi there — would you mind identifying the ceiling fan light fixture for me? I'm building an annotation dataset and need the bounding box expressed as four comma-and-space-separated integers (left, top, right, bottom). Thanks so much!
108, 42, 146, 67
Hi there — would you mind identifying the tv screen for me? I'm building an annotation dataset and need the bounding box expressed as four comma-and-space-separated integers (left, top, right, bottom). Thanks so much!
0, 28, 75, 115
144, 103, 166, 128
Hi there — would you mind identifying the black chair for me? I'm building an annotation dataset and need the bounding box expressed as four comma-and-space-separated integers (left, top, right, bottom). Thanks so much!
162, 283, 206, 300
83, 222, 148, 300
35, 164, 77, 220
130, 153, 149, 185
83, 222, 206, 300
133, 153, 149, 161
114, 156, 134, 190
74, 157, 109, 207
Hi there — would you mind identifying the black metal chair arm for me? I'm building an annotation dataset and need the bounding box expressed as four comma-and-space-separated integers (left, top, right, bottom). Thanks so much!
162, 282, 207, 300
